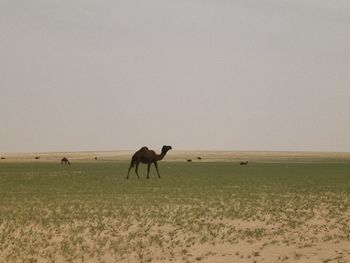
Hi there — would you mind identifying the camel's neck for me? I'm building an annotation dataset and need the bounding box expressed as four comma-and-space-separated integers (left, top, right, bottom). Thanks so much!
156, 150, 169, 161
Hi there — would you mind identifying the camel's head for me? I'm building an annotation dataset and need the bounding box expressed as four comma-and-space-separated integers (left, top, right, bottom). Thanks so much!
162, 145, 172, 153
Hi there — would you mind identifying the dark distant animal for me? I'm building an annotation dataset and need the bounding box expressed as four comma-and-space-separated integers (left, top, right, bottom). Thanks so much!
127, 145, 172, 179
197, 157, 202, 160
35, 156, 40, 160
61, 157, 71, 165
94, 157, 98, 160
187, 159, 192, 162
240, 161, 248, 165
1, 157, 6, 160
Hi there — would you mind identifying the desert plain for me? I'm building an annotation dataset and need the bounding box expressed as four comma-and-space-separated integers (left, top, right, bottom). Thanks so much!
0, 150, 350, 262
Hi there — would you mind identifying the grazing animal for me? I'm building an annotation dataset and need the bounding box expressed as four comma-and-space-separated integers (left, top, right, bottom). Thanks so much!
61, 157, 71, 165
187, 159, 192, 162
197, 157, 202, 160
94, 157, 98, 160
127, 145, 172, 179
1, 157, 6, 160
240, 161, 248, 165
35, 156, 40, 160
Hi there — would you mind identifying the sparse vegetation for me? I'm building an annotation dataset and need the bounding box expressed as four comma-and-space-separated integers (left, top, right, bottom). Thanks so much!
0, 161, 350, 262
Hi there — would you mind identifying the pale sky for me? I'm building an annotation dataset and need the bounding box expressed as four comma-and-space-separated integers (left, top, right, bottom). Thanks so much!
1, 0, 350, 152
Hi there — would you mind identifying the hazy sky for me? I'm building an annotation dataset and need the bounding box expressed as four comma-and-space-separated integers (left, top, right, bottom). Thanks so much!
1, 0, 350, 152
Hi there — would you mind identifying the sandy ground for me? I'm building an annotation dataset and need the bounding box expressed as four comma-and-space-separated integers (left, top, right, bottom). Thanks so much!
1, 150, 350, 163
1, 150, 350, 262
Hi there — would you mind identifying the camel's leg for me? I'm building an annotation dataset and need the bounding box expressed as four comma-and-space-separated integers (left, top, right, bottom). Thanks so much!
127, 159, 135, 179
135, 162, 140, 179
154, 162, 161, 178
147, 164, 151, 179
127, 165, 131, 179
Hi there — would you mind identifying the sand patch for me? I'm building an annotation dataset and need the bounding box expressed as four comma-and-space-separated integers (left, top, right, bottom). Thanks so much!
1, 150, 350, 163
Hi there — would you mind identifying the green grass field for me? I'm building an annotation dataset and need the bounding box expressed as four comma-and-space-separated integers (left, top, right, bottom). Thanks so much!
1, 161, 350, 262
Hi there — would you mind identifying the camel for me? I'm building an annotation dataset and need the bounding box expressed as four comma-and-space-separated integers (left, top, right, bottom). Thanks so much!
127, 145, 172, 179
61, 157, 71, 165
